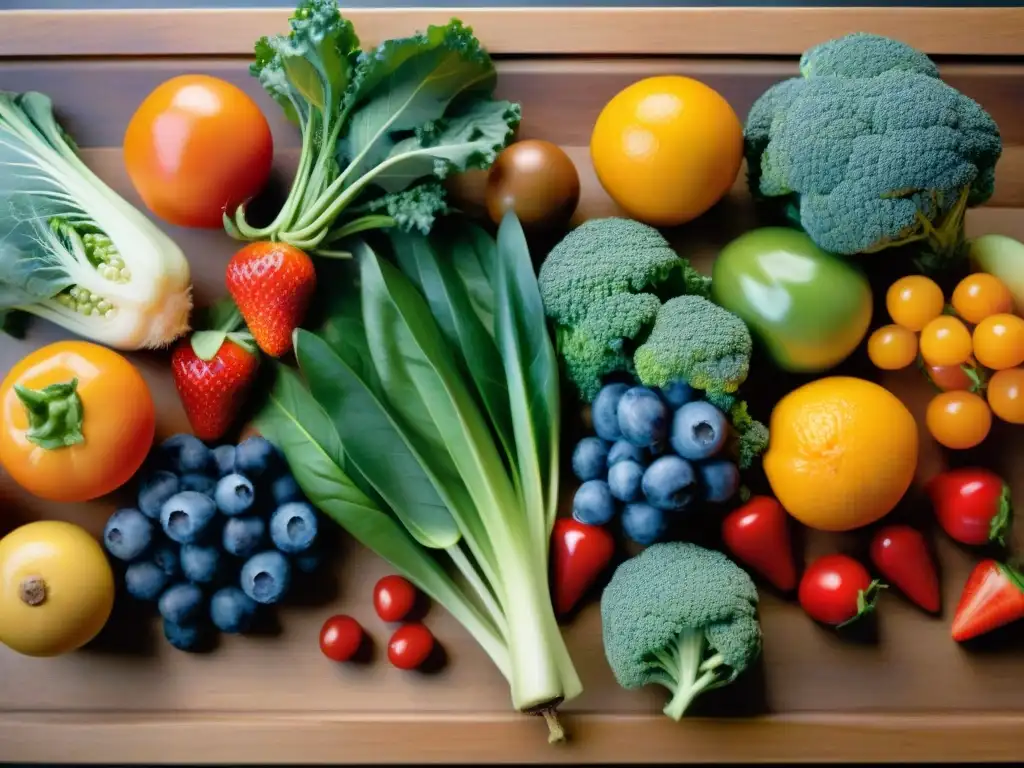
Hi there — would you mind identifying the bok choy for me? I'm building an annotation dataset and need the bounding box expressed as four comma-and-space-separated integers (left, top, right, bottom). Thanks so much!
1, 91, 191, 349
255, 213, 581, 740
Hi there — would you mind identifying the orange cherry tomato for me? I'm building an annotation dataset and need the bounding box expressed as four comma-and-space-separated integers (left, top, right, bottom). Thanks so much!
925, 391, 992, 450
919, 316, 973, 367
951, 273, 1014, 325
0, 341, 155, 502
972, 313, 1024, 371
886, 276, 945, 332
124, 74, 273, 228
867, 324, 918, 370
987, 368, 1024, 424
926, 362, 975, 392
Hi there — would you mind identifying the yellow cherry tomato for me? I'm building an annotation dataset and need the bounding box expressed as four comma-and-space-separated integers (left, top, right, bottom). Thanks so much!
926, 391, 992, 450
0, 341, 156, 502
886, 275, 945, 331
590, 76, 743, 227
919, 315, 974, 367
972, 313, 1024, 371
0, 521, 115, 657
867, 324, 918, 370
987, 368, 1024, 424
951, 273, 1014, 325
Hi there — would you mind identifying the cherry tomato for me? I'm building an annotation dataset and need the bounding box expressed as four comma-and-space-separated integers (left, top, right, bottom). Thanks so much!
886, 275, 945, 331
951, 273, 1014, 325
373, 575, 418, 623
987, 368, 1024, 424
319, 615, 364, 662
124, 74, 273, 228
919, 316, 973, 367
387, 623, 435, 670
926, 467, 1012, 546
926, 362, 974, 392
867, 324, 918, 370
925, 391, 992, 450
869, 525, 941, 613
798, 554, 883, 627
972, 314, 1024, 371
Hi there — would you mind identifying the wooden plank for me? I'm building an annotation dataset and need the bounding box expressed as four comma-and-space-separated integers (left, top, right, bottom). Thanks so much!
2, 7, 1024, 58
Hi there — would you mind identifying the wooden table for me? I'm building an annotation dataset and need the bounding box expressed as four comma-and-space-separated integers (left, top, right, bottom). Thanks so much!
1, 6, 1023, 763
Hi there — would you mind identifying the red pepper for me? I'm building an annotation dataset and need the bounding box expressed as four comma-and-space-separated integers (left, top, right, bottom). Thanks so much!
951, 559, 1024, 642
869, 525, 941, 614
550, 518, 615, 616
926, 468, 1012, 546
721, 496, 797, 592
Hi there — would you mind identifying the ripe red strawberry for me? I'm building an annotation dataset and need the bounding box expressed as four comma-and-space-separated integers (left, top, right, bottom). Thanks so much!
226, 242, 316, 357
171, 330, 260, 442
951, 559, 1024, 642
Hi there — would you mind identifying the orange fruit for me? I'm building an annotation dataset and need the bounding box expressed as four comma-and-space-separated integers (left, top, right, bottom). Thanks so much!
590, 76, 742, 227
867, 324, 918, 370
763, 377, 918, 532
886, 276, 945, 332
972, 313, 1024, 370
919, 315, 973, 367
925, 391, 992, 450
987, 368, 1024, 424
951, 273, 1014, 324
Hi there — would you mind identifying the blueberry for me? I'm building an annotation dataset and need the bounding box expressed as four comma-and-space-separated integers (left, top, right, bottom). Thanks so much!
180, 473, 217, 495
137, 471, 180, 520
180, 544, 223, 584
158, 582, 205, 625
572, 479, 617, 526
222, 516, 266, 558
163, 620, 205, 652
152, 541, 182, 579
103, 508, 154, 561
699, 460, 741, 504
215, 473, 256, 516
617, 387, 669, 448
269, 502, 319, 554
642, 455, 697, 511
607, 440, 647, 467
240, 551, 292, 605
212, 444, 237, 477
659, 380, 696, 409
160, 434, 214, 475
608, 459, 644, 502
592, 382, 628, 442
235, 436, 279, 480
294, 549, 323, 574
622, 503, 668, 546
271, 474, 302, 506
160, 491, 217, 544
671, 401, 729, 461
124, 561, 169, 602
571, 437, 609, 482
210, 587, 257, 634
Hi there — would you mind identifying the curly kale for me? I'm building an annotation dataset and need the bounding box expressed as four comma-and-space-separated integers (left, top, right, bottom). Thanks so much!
744, 32, 1002, 272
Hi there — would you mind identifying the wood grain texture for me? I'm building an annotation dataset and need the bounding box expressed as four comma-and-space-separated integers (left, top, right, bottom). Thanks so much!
2, 7, 1024, 57
2, 26, 1024, 767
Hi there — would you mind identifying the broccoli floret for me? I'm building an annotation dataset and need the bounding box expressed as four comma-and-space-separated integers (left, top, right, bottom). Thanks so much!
601, 542, 762, 720
538, 218, 710, 400
633, 295, 752, 395
744, 32, 1002, 273
729, 400, 769, 471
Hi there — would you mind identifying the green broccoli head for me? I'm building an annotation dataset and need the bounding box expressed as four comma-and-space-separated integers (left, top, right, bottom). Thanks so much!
538, 218, 711, 400
744, 33, 1002, 270
601, 542, 762, 720
632, 295, 752, 395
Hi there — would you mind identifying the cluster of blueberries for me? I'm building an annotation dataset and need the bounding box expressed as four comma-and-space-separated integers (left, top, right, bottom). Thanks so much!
101, 434, 322, 651
571, 381, 739, 545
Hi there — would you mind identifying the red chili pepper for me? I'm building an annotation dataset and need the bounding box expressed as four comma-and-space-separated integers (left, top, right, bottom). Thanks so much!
721, 496, 797, 592
550, 518, 615, 616
870, 525, 941, 614
951, 559, 1024, 642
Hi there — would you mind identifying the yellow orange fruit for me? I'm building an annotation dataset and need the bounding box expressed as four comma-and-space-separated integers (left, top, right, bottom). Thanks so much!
763, 377, 918, 532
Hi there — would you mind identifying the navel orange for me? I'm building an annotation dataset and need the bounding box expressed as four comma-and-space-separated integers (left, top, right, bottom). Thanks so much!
763, 377, 919, 532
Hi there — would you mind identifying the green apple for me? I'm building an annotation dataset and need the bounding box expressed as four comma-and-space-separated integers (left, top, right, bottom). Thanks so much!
712, 227, 873, 373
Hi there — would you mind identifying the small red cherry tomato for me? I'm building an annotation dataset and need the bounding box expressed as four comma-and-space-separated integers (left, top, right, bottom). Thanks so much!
387, 623, 435, 670
319, 615, 363, 662
373, 575, 418, 622
798, 554, 885, 627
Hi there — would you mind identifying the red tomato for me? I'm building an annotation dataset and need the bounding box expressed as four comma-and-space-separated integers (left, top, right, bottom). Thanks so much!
869, 525, 941, 613
798, 554, 884, 627
124, 74, 273, 228
721, 496, 797, 592
925, 468, 1012, 546
387, 623, 435, 670
319, 615, 364, 662
373, 575, 418, 622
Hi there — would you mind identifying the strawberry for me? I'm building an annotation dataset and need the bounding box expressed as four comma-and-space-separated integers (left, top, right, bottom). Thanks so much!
951, 559, 1024, 642
225, 242, 316, 357
171, 301, 260, 442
